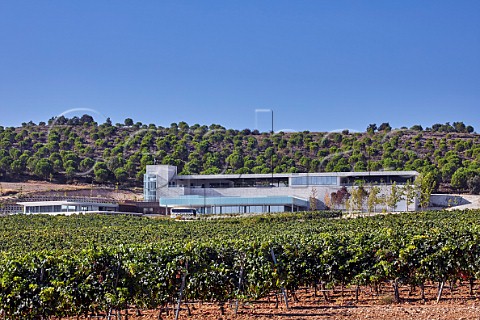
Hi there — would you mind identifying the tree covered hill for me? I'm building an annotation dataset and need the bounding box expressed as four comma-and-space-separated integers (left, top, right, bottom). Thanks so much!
0, 116, 479, 194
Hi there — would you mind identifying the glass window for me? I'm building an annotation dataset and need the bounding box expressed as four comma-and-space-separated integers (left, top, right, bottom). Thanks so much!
291, 176, 337, 186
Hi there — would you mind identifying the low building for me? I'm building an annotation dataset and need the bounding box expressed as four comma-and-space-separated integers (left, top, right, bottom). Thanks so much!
144, 165, 419, 214
17, 200, 119, 215
118, 201, 167, 215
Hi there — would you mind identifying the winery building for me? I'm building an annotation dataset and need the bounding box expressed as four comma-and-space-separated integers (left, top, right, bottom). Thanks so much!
144, 165, 418, 214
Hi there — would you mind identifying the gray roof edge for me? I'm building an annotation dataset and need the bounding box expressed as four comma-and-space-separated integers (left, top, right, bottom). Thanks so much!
175, 170, 419, 180
17, 201, 118, 206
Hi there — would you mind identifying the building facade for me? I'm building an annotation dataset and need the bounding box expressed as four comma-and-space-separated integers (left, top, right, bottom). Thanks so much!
144, 165, 419, 214
17, 200, 119, 215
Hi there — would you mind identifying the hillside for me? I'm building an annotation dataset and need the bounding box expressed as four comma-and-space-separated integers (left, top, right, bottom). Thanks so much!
0, 117, 479, 194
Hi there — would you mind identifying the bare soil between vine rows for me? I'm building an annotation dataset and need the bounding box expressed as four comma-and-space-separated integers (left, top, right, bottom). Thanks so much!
64, 282, 480, 319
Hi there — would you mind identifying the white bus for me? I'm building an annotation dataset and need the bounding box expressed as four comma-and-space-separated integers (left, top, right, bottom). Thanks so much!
170, 207, 197, 218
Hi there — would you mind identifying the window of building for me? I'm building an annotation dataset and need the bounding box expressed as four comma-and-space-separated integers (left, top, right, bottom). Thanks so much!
291, 176, 337, 186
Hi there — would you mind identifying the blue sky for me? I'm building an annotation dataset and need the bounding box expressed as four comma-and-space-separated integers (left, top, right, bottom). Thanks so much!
0, 1, 479, 132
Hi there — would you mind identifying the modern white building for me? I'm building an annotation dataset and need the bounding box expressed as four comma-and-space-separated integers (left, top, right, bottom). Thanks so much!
17, 200, 119, 215
144, 165, 419, 214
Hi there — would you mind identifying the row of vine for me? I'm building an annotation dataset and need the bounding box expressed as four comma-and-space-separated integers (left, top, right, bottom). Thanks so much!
1, 210, 480, 318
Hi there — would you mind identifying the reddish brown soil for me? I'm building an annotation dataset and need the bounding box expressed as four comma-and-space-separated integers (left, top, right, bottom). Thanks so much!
0, 181, 141, 201
64, 282, 480, 319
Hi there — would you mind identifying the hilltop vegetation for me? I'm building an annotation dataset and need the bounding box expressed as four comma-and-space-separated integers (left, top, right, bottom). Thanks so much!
0, 116, 479, 193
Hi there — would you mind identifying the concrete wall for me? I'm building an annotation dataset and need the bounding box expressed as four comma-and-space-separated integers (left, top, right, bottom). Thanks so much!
185, 185, 333, 199
157, 184, 418, 212
430, 194, 470, 208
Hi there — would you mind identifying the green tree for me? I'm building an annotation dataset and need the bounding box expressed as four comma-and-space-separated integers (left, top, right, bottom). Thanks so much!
79, 157, 95, 172
415, 172, 436, 209
114, 167, 128, 183
386, 182, 404, 212
0, 156, 12, 176
353, 161, 367, 172
378, 122, 392, 132
226, 151, 244, 170
366, 123, 377, 135
309, 187, 318, 211
65, 166, 76, 180
350, 183, 368, 213
404, 180, 416, 211
10, 160, 25, 175
410, 125, 423, 131
453, 121, 466, 133
94, 162, 110, 183
124, 160, 137, 178
467, 175, 480, 194
451, 168, 477, 190
34, 159, 54, 180
441, 162, 458, 182
367, 186, 381, 213
80, 114, 94, 124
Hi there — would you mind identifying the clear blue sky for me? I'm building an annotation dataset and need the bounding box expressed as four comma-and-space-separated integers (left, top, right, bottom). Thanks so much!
1, 1, 479, 132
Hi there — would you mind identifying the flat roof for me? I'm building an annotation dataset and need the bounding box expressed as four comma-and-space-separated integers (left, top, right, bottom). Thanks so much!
160, 195, 310, 207
17, 201, 118, 207
175, 170, 418, 181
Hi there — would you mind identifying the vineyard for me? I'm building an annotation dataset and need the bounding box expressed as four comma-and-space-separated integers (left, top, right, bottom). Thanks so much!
1, 210, 480, 319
